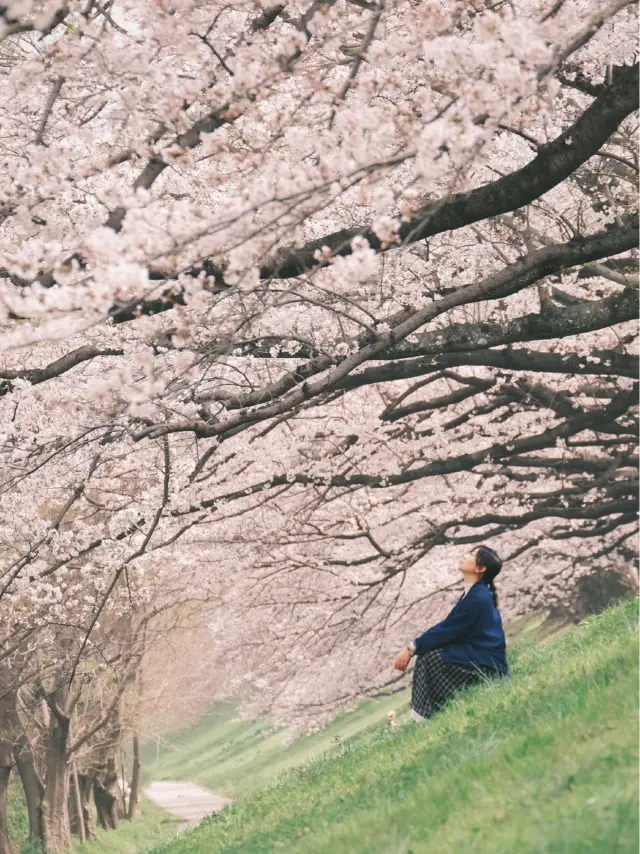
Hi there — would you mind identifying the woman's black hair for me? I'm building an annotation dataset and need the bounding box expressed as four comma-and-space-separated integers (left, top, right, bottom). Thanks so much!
473, 545, 502, 608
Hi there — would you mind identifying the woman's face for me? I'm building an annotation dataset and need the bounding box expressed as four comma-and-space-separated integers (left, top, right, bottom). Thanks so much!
459, 549, 483, 576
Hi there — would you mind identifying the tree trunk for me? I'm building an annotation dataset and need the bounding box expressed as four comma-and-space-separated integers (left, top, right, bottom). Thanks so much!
14, 735, 45, 845
0, 668, 16, 854
93, 756, 120, 831
0, 748, 13, 854
68, 761, 85, 842
126, 734, 141, 821
41, 691, 71, 853
77, 774, 97, 841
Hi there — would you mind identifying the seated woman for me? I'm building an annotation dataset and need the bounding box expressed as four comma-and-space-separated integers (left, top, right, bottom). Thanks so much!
394, 545, 508, 722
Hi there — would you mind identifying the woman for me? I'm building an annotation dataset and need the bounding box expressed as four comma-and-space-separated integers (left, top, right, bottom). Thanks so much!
394, 545, 508, 722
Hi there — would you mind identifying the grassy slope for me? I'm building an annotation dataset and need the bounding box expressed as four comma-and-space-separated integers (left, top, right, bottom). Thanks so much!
142, 692, 409, 800
143, 609, 572, 800
148, 599, 638, 854
0, 607, 592, 854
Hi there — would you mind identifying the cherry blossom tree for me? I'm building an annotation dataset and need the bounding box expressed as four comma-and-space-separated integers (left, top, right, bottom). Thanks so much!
0, 0, 638, 846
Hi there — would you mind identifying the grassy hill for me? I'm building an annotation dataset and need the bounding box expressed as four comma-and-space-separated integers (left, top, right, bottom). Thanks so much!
142, 690, 410, 801
142, 608, 573, 801
147, 599, 638, 854
5, 607, 570, 854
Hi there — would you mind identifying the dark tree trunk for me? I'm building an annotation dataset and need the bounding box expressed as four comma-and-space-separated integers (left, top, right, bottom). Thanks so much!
13, 734, 44, 845
126, 734, 141, 821
0, 671, 16, 854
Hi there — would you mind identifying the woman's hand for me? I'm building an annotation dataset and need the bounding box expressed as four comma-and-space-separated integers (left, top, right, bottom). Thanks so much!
394, 647, 412, 671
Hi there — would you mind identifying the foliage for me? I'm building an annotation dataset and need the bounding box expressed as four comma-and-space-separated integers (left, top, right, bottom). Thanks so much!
0, 0, 637, 731
0, 5, 637, 851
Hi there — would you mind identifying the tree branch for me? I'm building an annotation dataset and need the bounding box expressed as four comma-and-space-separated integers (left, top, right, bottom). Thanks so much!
92, 62, 639, 324
256, 63, 638, 280
0, 346, 124, 397
194, 222, 638, 419
331, 344, 637, 396
178, 388, 636, 513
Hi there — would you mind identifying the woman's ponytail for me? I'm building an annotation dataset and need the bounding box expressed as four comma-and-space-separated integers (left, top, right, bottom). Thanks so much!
486, 576, 499, 609
474, 545, 502, 609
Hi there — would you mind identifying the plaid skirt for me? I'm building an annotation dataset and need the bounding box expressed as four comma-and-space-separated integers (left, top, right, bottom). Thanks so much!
411, 649, 496, 721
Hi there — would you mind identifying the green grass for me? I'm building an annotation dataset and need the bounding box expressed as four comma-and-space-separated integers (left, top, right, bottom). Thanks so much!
147, 599, 638, 854
68, 801, 180, 854
7, 780, 178, 854
7, 779, 32, 853
142, 692, 410, 800
143, 608, 571, 800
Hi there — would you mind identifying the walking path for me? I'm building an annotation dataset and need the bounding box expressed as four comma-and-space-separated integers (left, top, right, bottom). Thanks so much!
144, 781, 233, 831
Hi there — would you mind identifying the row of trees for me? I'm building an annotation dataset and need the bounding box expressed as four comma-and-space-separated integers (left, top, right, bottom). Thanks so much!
0, 0, 637, 849
1, 579, 219, 853
0, 621, 142, 852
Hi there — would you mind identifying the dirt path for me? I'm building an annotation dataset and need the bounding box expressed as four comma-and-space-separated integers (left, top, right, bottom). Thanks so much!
144, 781, 233, 831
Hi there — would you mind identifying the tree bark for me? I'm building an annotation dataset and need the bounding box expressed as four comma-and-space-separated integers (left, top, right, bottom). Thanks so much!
77, 774, 97, 841
0, 668, 16, 854
93, 756, 120, 831
41, 690, 71, 853
69, 761, 85, 842
13, 734, 44, 845
126, 734, 141, 821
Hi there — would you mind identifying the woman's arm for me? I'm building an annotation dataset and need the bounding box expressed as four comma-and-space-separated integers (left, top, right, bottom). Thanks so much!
412, 596, 480, 655
394, 593, 483, 671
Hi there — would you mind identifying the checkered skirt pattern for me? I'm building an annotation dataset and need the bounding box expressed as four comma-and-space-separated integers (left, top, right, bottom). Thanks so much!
411, 649, 495, 720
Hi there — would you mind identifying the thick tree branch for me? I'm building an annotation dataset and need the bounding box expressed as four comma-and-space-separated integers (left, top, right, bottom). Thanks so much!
382, 379, 495, 422
194, 223, 637, 419
506, 454, 637, 475
103, 107, 232, 233
438, 501, 637, 540
0, 346, 123, 397
395, 286, 638, 360
91, 62, 639, 324
331, 344, 637, 395
256, 63, 638, 280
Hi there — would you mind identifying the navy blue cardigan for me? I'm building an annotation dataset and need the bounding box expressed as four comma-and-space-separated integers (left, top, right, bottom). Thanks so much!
413, 581, 508, 675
